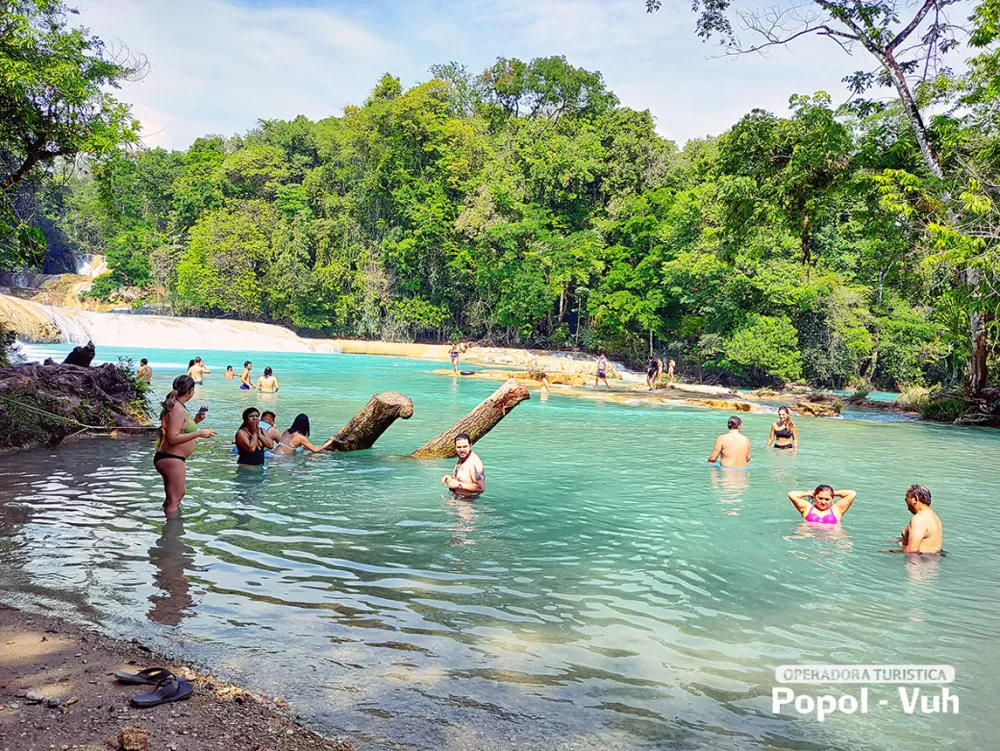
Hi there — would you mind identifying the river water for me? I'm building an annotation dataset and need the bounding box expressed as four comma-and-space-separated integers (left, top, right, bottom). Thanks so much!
1, 344, 996, 750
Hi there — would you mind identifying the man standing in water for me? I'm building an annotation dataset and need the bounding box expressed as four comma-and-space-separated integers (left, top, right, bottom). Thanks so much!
884, 485, 943, 553
137, 358, 152, 383
707, 416, 752, 467
239, 361, 255, 390
442, 433, 485, 497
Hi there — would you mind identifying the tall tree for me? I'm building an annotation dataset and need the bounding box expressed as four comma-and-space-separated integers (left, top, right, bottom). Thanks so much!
0, 0, 141, 268
645, 0, 989, 392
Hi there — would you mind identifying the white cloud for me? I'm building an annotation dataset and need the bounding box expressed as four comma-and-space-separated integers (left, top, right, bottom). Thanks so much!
76, 0, 398, 149
72, 0, 898, 150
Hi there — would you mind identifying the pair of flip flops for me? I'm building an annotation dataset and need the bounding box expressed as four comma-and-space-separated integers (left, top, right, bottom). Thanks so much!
114, 667, 193, 708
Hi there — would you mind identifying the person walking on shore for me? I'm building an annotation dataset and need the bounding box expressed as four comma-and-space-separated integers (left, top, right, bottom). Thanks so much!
154, 375, 215, 518
646, 355, 663, 390
707, 416, 751, 468
137, 358, 152, 384
667, 358, 676, 382
595, 349, 611, 390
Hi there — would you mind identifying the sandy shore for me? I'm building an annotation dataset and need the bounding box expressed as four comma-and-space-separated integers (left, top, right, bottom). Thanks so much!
0, 605, 352, 751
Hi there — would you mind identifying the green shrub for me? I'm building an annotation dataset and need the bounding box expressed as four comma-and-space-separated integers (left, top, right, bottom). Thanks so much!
720, 314, 803, 383
920, 397, 967, 423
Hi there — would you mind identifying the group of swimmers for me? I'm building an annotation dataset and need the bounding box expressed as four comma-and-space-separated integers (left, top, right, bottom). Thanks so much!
149, 354, 939, 555
153, 374, 488, 518
707, 410, 942, 553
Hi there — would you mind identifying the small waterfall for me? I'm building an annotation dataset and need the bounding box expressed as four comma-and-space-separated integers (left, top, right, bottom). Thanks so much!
73, 254, 107, 278
2, 294, 343, 353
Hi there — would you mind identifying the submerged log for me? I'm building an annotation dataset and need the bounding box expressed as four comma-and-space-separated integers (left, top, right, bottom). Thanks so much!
412, 378, 530, 458
328, 392, 414, 452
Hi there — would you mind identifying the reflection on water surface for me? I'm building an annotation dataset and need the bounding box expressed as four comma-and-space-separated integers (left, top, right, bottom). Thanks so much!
1, 345, 998, 750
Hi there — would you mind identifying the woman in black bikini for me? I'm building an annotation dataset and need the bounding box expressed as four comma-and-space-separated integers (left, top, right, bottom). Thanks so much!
767, 406, 798, 450
234, 407, 274, 469
154, 375, 215, 518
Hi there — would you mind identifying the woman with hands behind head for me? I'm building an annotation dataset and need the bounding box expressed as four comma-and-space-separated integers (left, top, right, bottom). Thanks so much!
788, 485, 857, 526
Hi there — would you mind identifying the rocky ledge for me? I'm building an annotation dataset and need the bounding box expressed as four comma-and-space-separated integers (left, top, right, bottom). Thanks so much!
0, 359, 151, 451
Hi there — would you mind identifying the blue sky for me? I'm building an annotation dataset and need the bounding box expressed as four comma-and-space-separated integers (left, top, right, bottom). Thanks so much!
76, 0, 915, 150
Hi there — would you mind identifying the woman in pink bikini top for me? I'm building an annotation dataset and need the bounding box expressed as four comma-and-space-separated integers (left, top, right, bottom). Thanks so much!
787, 485, 857, 525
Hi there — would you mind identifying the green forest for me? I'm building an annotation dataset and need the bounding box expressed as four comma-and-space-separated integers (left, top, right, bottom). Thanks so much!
6, 0, 1000, 395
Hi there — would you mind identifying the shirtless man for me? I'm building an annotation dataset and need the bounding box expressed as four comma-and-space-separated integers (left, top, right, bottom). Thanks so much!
441, 433, 485, 497
187, 356, 211, 384
884, 485, 942, 554
224, 365, 236, 380
707, 416, 752, 468
239, 361, 255, 390
137, 358, 152, 383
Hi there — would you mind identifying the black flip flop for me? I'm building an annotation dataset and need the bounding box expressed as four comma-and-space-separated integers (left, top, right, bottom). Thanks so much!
130, 675, 193, 708
114, 667, 174, 685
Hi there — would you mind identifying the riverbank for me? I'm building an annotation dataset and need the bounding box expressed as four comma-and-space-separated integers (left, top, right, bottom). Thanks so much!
0, 294, 619, 378
0, 605, 353, 751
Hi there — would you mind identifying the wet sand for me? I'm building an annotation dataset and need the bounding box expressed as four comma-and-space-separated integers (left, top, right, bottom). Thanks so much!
0, 605, 353, 751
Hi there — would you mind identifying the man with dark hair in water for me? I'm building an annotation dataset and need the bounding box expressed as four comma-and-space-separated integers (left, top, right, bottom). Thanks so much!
442, 433, 485, 497
884, 485, 942, 554
708, 416, 751, 468
137, 358, 152, 383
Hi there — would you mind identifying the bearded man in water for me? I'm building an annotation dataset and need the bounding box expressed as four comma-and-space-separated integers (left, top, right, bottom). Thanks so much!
441, 433, 485, 497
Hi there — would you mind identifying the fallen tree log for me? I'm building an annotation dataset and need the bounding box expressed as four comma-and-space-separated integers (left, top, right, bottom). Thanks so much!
412, 378, 530, 458
328, 392, 414, 452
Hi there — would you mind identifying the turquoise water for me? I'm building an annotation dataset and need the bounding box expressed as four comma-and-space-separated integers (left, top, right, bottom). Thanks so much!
1, 344, 997, 750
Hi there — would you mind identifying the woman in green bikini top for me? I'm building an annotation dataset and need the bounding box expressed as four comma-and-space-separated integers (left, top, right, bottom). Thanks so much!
154, 375, 215, 518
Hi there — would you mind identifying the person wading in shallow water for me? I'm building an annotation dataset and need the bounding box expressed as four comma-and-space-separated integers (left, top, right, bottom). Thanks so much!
442, 433, 485, 498
450, 343, 460, 374
708, 416, 751, 468
240, 361, 255, 390
224, 365, 235, 380
257, 366, 279, 393
154, 375, 215, 518
767, 406, 798, 450
234, 407, 274, 469
137, 358, 152, 383
787, 485, 857, 525
882, 485, 943, 554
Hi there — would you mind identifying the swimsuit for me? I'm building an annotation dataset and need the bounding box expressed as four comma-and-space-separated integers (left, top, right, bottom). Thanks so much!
774, 425, 794, 449
240, 384, 250, 390
451, 351, 459, 360
154, 409, 198, 464
805, 506, 838, 525
236, 440, 265, 466
153, 451, 186, 464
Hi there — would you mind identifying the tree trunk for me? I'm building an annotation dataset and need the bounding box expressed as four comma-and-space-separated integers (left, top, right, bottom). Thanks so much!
328, 392, 414, 452
882, 49, 987, 394
412, 378, 530, 458
967, 268, 988, 395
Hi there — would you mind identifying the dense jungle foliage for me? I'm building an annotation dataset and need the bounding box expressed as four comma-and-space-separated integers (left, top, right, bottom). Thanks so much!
8, 0, 1000, 391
